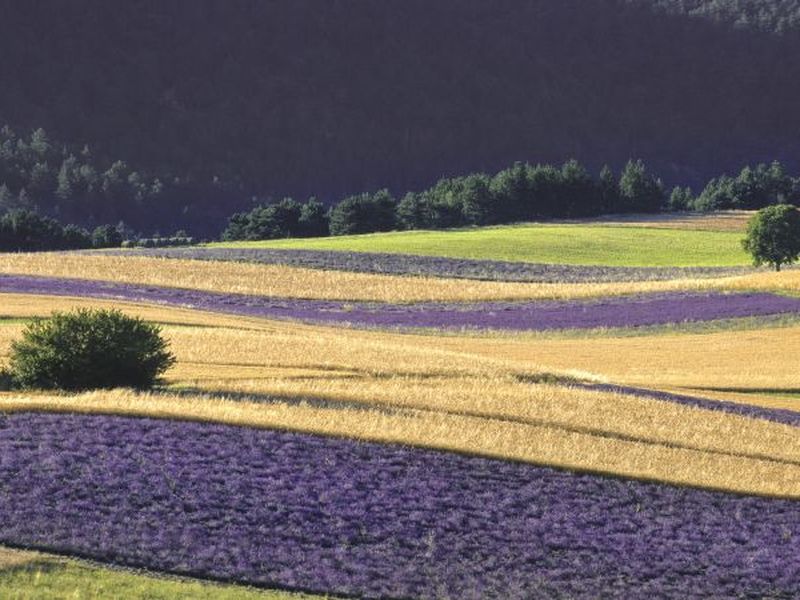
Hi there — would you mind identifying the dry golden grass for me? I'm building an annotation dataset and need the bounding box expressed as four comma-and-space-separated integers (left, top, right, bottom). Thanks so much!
0, 294, 270, 331
0, 548, 40, 570
3, 293, 799, 402
657, 387, 800, 413
0, 388, 798, 498
438, 325, 800, 391
577, 211, 753, 232
3, 252, 800, 302
1, 294, 800, 497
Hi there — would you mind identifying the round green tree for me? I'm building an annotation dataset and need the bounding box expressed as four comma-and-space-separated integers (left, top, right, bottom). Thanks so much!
8, 308, 175, 390
742, 204, 800, 272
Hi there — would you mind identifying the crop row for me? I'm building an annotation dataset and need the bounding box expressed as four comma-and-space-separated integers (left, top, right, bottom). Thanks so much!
101, 248, 753, 283
5, 252, 800, 303
4, 275, 800, 332
3, 293, 800, 497
0, 412, 797, 600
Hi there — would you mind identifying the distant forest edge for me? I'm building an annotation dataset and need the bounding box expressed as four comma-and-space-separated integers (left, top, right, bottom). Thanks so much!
222, 159, 800, 241
1, 124, 800, 250
2, 0, 800, 227
626, 0, 800, 34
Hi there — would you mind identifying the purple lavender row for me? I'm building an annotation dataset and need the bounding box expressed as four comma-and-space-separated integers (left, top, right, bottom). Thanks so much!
3, 274, 800, 332
0, 413, 797, 599
582, 383, 800, 429
94, 247, 755, 283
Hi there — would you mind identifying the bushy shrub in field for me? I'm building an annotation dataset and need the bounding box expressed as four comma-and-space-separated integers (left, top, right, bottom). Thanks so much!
7, 309, 175, 391
742, 204, 800, 271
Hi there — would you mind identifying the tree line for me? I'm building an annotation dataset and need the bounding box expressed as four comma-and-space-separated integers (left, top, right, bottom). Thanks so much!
222, 159, 800, 241
0, 210, 123, 252
0, 125, 241, 238
4, 1, 800, 222
2, 121, 800, 248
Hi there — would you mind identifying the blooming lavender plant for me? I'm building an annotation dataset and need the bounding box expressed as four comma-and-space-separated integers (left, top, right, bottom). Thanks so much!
3, 274, 800, 332
95, 247, 755, 283
580, 383, 800, 428
0, 413, 797, 599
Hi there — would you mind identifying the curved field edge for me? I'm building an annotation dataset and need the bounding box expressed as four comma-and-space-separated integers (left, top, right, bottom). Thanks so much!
3, 291, 799, 413
5, 288, 800, 344
5, 275, 800, 333
1, 390, 799, 499
98, 247, 757, 284
2, 292, 800, 497
2, 253, 800, 303
0, 412, 797, 600
210, 223, 751, 267
0, 548, 320, 600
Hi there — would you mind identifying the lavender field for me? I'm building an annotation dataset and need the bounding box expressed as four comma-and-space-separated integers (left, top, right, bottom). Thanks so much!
3, 2, 800, 596
3, 273, 800, 332
1, 412, 798, 600
3, 228, 800, 599
101, 247, 754, 283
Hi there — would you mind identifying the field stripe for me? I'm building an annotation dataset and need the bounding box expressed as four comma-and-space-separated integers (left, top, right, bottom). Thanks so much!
4, 274, 800, 332
97, 247, 754, 283
0, 412, 797, 600
583, 383, 800, 429
5, 252, 800, 303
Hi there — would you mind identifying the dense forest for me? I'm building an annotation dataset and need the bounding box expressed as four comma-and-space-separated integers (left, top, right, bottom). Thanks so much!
1, 0, 799, 235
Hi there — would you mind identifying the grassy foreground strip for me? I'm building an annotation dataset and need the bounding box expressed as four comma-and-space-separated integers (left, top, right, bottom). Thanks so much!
3, 253, 800, 303
212, 223, 750, 267
0, 549, 323, 600
0, 548, 38, 570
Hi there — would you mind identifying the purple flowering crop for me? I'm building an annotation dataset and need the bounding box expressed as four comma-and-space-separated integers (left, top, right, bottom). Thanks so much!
97, 247, 752, 283
3, 274, 800, 332
582, 383, 800, 429
0, 413, 798, 599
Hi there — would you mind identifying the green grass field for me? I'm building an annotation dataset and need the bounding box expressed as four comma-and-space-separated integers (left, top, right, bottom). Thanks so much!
212, 224, 750, 267
0, 558, 324, 600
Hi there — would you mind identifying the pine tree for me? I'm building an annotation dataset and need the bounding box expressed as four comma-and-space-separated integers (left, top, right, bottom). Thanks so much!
0, 184, 13, 213
598, 165, 620, 213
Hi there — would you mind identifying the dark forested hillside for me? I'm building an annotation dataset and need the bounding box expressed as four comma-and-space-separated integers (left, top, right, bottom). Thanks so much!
630, 0, 800, 33
1, 0, 799, 234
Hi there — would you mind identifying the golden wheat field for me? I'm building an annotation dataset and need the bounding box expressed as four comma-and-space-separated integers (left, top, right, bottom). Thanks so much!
0, 292, 799, 497
576, 210, 753, 232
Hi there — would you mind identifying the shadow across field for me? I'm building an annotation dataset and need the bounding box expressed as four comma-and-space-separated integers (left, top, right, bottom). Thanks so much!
159, 386, 800, 470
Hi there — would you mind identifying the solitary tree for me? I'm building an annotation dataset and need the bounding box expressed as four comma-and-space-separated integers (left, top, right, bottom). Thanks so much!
742, 204, 800, 271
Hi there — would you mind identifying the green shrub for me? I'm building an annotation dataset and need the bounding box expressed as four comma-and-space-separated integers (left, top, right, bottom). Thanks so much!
8, 309, 176, 391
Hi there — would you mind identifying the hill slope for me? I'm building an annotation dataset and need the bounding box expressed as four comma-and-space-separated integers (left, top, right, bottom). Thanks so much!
0, 0, 798, 215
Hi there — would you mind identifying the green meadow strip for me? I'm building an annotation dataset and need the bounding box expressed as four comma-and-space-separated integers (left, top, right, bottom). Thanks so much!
211, 224, 750, 267
0, 555, 328, 600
